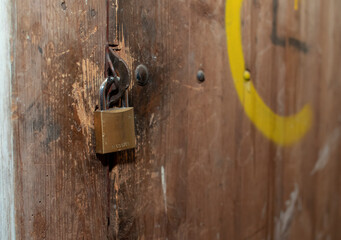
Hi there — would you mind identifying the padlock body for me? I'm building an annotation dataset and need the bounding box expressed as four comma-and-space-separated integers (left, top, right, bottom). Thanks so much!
94, 107, 136, 154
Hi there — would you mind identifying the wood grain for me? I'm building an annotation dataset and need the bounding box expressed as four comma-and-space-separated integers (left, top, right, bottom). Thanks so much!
11, 0, 341, 239
13, 0, 109, 239
109, 0, 341, 239
0, 0, 15, 239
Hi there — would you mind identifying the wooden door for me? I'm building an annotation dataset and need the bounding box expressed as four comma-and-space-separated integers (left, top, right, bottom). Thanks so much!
5, 0, 341, 239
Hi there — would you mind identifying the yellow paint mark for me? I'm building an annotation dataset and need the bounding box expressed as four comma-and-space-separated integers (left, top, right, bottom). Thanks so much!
225, 0, 312, 146
294, 0, 299, 10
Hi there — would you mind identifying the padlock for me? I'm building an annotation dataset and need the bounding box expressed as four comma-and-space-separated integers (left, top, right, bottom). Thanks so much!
94, 78, 136, 154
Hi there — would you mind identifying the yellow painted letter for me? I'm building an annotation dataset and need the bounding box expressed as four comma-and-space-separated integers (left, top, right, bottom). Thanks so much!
225, 0, 312, 146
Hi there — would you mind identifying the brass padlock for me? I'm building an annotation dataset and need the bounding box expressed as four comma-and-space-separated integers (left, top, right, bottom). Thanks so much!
94, 78, 136, 154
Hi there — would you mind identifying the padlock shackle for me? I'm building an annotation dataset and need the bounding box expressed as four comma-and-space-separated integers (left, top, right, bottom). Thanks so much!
121, 91, 129, 108
99, 78, 108, 110
100, 77, 129, 110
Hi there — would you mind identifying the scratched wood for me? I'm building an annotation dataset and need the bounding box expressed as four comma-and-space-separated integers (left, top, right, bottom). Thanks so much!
11, 0, 341, 239
109, 0, 341, 239
12, 0, 110, 239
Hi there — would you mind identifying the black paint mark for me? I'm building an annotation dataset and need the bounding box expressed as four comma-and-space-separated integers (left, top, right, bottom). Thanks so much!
288, 37, 309, 53
38, 46, 43, 54
271, 0, 286, 47
271, 0, 309, 53
44, 122, 61, 148
32, 107, 62, 150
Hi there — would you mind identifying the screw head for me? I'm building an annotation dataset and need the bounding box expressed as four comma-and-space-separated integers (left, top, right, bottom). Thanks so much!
197, 70, 205, 82
243, 70, 251, 81
135, 64, 149, 86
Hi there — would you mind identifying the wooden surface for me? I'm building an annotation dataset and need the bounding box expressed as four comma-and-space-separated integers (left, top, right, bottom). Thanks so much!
0, 0, 15, 239
13, 0, 109, 239
11, 0, 341, 239
110, 0, 341, 239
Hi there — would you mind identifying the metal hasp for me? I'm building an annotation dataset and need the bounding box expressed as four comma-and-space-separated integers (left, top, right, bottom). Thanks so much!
94, 47, 136, 154
103, 46, 131, 108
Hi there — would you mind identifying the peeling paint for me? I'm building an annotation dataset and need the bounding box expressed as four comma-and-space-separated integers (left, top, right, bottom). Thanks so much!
311, 128, 340, 175
81, 26, 98, 42
71, 59, 99, 152
72, 80, 92, 134
275, 184, 299, 240
161, 166, 167, 214
149, 113, 155, 127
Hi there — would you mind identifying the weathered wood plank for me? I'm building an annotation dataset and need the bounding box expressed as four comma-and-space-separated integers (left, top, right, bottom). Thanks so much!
0, 1, 15, 239
11, 0, 341, 239
110, 0, 341, 239
13, 0, 109, 239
